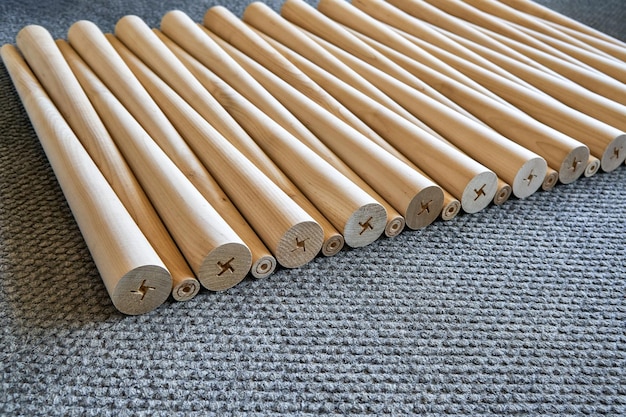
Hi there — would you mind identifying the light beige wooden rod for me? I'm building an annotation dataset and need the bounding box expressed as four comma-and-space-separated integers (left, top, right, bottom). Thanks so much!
280, 0, 480, 123
422, 0, 599, 73
15, 25, 199, 303
301, 28, 547, 199
440, 28, 626, 134
109, 34, 325, 268
331, 0, 539, 100
218, 38, 444, 230
508, 22, 626, 84
493, 179, 512, 206
164, 40, 387, 247
66, 20, 276, 279
497, 0, 626, 48
585, 156, 601, 178
465, 25, 626, 107
398, 29, 626, 173
202, 5, 390, 148
240, 1, 439, 139
64, 39, 253, 292
462, 0, 618, 61
384, 0, 564, 82
194, 27, 407, 238
542, 168, 559, 192
539, 19, 626, 64
268, 34, 497, 214
1, 44, 171, 315
113, 16, 342, 258
320, 8, 589, 186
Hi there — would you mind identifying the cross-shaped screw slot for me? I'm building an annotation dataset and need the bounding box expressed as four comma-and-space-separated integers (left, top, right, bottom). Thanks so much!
358, 217, 373, 235
130, 280, 155, 301
524, 170, 537, 186
570, 157, 581, 171
291, 237, 308, 252
417, 200, 432, 215
611, 146, 622, 160
217, 258, 235, 276
474, 184, 486, 201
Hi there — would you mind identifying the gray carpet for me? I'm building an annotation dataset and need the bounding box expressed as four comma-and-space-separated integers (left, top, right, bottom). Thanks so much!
1, 0, 625, 415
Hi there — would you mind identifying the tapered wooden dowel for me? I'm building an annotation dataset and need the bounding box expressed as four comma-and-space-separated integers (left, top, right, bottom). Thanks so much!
106, 35, 325, 268
508, 22, 626, 84
203, 5, 390, 147
268, 35, 497, 214
466, 25, 626, 107
493, 179, 512, 206
422, 0, 599, 73
240, 2, 439, 139
340, 22, 589, 185
497, 0, 626, 48
334, 0, 540, 99
113, 16, 342, 257
217, 39, 444, 230
64, 41, 253, 292
542, 168, 559, 192
164, 41, 387, 247
585, 156, 601, 178
279, 0, 481, 123
440, 28, 626, 134
66, 20, 276, 278
395, 26, 626, 173
461, 0, 618, 61
306, 30, 547, 199
1, 44, 171, 315
15, 25, 199, 302
193, 29, 406, 238
539, 19, 626, 64
384, 0, 564, 81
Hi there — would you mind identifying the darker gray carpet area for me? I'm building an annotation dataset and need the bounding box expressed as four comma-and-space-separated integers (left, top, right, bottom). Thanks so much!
0, 0, 625, 415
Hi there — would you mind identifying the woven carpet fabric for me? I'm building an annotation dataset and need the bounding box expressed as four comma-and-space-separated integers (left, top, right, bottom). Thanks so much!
1, 0, 625, 415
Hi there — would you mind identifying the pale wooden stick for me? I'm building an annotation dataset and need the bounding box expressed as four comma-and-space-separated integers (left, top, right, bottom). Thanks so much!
267, 35, 497, 214
217, 39, 444, 230
461, 0, 618, 61
585, 156, 601, 178
164, 43, 387, 247
113, 16, 342, 257
385, 0, 565, 81
462, 24, 626, 107
539, 19, 626, 64
240, 2, 440, 139
104, 35, 325, 268
15, 25, 199, 302
281, 0, 487, 125
192, 28, 406, 238
542, 168, 559, 192
493, 179, 512, 206
497, 0, 626, 48
390, 26, 626, 173
203, 5, 391, 148
438, 28, 626, 134
341, 23, 589, 185
64, 41, 253, 292
422, 0, 600, 73
335, 0, 542, 99
508, 22, 626, 84
1, 44, 171, 315
305, 30, 547, 199
66, 20, 276, 278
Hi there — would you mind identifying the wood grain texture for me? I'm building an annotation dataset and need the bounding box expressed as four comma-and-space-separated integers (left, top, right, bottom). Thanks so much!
15, 25, 199, 302
110, 35, 324, 268
1, 44, 171, 315
66, 20, 276, 279
165, 42, 386, 247
64, 41, 252, 291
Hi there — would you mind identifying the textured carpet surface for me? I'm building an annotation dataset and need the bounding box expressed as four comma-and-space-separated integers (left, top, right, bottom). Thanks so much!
1, 0, 625, 415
